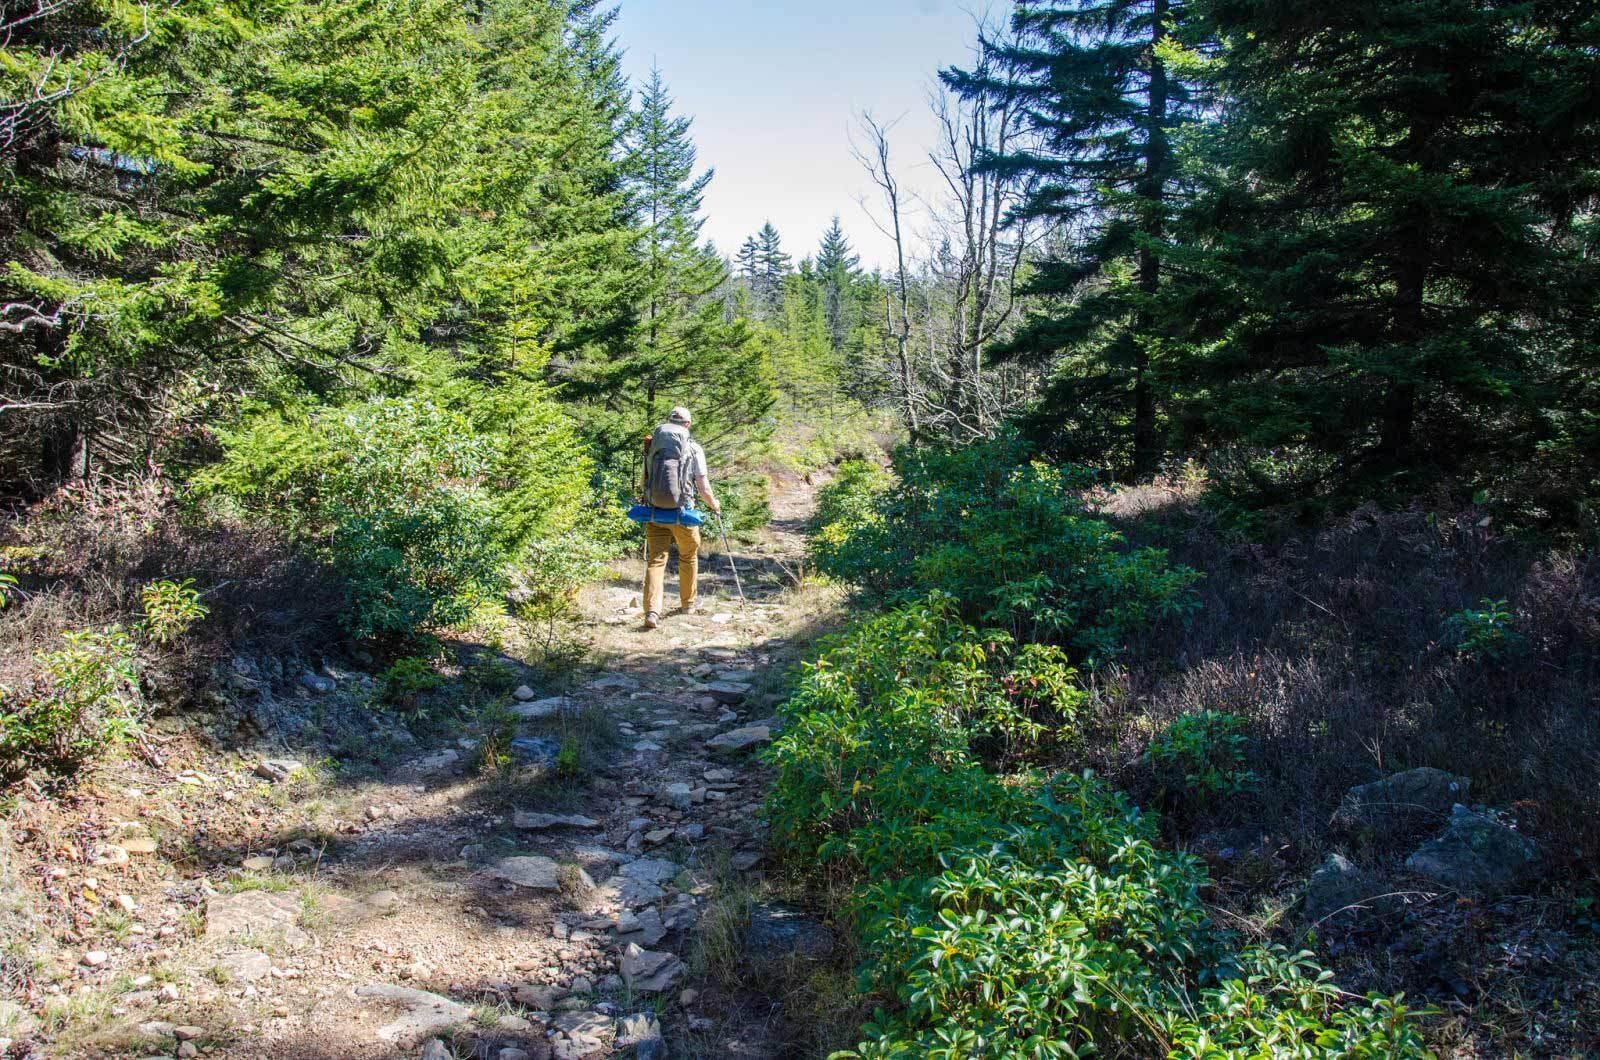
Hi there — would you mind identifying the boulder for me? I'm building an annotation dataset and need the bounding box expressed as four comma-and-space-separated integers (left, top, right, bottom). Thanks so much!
510, 736, 560, 768
1332, 767, 1469, 841
216, 949, 273, 983
1405, 805, 1541, 896
1303, 853, 1393, 924
300, 672, 336, 694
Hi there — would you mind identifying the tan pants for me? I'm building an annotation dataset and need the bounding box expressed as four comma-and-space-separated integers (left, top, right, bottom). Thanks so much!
644, 522, 699, 616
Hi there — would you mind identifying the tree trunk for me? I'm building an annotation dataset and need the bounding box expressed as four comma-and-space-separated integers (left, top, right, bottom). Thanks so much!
1130, 0, 1170, 481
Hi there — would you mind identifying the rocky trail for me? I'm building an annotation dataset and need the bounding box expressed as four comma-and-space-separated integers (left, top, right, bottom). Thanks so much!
0, 481, 839, 1060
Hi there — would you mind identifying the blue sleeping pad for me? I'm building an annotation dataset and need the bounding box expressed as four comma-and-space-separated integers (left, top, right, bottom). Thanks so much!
627, 504, 707, 528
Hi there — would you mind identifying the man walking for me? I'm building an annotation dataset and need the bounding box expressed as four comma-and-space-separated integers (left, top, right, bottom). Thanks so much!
641, 406, 721, 631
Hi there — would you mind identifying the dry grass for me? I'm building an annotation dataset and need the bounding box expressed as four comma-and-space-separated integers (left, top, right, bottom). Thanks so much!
1086, 480, 1600, 868
0, 475, 343, 699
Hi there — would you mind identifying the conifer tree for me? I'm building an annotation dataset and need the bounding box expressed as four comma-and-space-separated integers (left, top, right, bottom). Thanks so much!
569, 66, 773, 468
816, 216, 863, 356
753, 222, 792, 312
1175, 0, 1600, 517
946, 0, 1198, 478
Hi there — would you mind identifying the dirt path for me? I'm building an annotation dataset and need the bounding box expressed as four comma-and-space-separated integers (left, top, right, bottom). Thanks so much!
0, 480, 834, 1060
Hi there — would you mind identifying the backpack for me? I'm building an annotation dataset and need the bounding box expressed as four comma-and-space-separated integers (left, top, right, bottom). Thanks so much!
645, 423, 695, 509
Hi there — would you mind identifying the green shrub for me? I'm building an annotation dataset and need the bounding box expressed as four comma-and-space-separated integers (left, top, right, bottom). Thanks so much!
140, 578, 209, 646
715, 472, 772, 541
810, 459, 890, 537
810, 436, 1200, 664
1145, 709, 1260, 807
379, 656, 445, 710
1444, 598, 1523, 662
463, 655, 521, 695
200, 394, 618, 642
768, 598, 1422, 1057
0, 628, 141, 778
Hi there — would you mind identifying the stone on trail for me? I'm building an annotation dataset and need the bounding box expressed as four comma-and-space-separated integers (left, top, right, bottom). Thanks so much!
420, 1040, 453, 1060
1405, 805, 1540, 896
300, 672, 336, 694
513, 812, 601, 831
510, 736, 560, 767
403, 749, 461, 777
663, 782, 693, 810
1332, 767, 1469, 840
355, 984, 472, 1043
594, 876, 664, 911
618, 858, 679, 885
205, 890, 310, 950
485, 856, 562, 891
552, 1010, 615, 1059
706, 726, 771, 754
616, 1012, 664, 1059
615, 906, 667, 947
513, 685, 538, 701
704, 681, 751, 705
254, 759, 304, 783
216, 948, 273, 982
511, 696, 567, 720
587, 674, 632, 691
619, 944, 685, 995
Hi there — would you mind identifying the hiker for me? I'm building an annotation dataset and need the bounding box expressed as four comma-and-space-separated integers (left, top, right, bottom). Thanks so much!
641, 406, 721, 630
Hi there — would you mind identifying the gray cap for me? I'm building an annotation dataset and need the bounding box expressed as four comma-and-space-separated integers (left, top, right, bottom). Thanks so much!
668, 406, 692, 425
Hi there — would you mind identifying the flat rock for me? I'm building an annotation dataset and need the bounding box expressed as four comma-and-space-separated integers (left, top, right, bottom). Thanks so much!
586, 674, 632, 691
512, 697, 568, 720
216, 949, 273, 982
614, 906, 667, 947
514, 812, 601, 831
706, 726, 771, 754
300, 673, 336, 694
403, 749, 461, 776
1405, 805, 1540, 896
355, 984, 472, 1042
205, 890, 310, 950
619, 944, 685, 994
485, 856, 562, 891
254, 759, 304, 783
594, 876, 664, 911
1333, 767, 1469, 840
704, 682, 751, 705
510, 736, 560, 767
745, 904, 834, 965
618, 858, 679, 885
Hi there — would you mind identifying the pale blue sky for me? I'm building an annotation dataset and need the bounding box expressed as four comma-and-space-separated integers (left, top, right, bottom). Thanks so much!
614, 0, 1012, 271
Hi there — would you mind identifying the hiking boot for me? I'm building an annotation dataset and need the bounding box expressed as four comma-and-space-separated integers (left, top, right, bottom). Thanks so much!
643, 611, 660, 631
674, 600, 705, 615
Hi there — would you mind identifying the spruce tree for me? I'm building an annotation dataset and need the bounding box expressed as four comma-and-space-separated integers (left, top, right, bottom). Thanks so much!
754, 221, 792, 312
570, 66, 774, 468
946, 0, 1198, 478
1175, 0, 1600, 517
816, 216, 863, 357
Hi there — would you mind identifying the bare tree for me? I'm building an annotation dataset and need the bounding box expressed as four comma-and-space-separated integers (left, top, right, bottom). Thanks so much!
851, 112, 920, 439
849, 15, 1052, 444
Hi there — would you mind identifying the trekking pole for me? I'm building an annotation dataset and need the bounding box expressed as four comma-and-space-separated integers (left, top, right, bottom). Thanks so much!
714, 512, 748, 608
